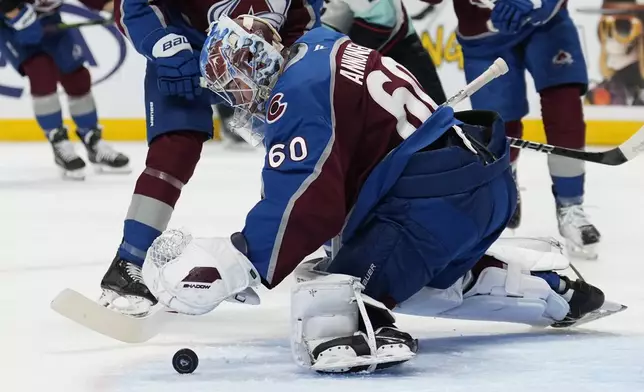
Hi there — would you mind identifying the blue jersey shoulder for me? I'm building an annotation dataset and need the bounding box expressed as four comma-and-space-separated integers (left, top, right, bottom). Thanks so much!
262, 27, 345, 140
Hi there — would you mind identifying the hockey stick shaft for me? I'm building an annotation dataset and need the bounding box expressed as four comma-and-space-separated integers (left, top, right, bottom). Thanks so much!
508, 125, 644, 165
43, 18, 114, 33
440, 56, 644, 165
441, 58, 509, 109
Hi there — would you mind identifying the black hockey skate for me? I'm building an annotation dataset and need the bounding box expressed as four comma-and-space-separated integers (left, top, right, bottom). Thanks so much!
312, 326, 418, 374
552, 277, 625, 328
507, 171, 522, 229
99, 255, 158, 317
48, 127, 86, 180
556, 202, 601, 259
77, 128, 131, 173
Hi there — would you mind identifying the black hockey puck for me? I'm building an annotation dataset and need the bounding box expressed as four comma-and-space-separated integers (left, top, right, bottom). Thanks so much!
172, 348, 199, 374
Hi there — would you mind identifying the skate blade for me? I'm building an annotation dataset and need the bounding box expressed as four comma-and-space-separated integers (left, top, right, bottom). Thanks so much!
60, 168, 86, 181
565, 241, 598, 260
93, 164, 133, 174
312, 352, 415, 373
51, 288, 171, 343
552, 301, 627, 328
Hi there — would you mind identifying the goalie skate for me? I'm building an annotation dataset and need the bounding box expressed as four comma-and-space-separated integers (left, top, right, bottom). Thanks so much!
549, 276, 626, 328
311, 327, 418, 374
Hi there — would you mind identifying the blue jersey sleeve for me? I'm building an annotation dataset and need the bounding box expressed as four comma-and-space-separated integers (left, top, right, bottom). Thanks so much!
242, 104, 347, 287
114, 0, 169, 59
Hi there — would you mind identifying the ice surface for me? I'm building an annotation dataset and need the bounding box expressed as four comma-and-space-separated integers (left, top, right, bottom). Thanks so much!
1, 142, 643, 391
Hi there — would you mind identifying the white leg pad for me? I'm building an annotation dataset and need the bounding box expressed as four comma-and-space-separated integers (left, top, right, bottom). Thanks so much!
290, 274, 363, 368
397, 267, 569, 326
487, 237, 570, 272
396, 275, 468, 316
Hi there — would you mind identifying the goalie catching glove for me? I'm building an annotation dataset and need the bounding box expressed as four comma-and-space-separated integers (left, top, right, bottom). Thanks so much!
142, 229, 261, 315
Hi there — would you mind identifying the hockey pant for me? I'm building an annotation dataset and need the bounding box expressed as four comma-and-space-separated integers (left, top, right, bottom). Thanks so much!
327, 111, 517, 305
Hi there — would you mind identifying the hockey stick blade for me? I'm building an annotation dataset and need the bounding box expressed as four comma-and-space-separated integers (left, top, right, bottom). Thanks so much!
51, 288, 171, 343
509, 125, 644, 165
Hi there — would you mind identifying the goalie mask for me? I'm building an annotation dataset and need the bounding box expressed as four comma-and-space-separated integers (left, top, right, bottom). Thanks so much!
200, 15, 286, 146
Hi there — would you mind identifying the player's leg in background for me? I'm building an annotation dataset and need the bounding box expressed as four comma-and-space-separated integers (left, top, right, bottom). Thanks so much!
57, 66, 131, 173
337, 0, 448, 104
44, 24, 131, 173
98, 60, 214, 316
382, 29, 447, 104
462, 47, 528, 229
379, 6, 447, 104
0, 25, 87, 179
525, 11, 601, 258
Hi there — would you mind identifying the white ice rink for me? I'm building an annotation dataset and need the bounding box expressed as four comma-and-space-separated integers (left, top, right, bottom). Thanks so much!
2, 142, 643, 391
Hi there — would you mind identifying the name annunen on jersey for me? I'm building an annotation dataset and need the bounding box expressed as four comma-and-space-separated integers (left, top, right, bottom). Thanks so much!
339, 43, 372, 86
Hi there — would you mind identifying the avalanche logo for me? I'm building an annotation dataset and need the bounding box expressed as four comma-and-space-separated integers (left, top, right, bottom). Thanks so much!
552, 50, 573, 66
0, 4, 127, 99
266, 93, 287, 124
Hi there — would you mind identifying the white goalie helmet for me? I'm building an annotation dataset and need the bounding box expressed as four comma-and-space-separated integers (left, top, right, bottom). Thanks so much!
200, 14, 286, 146
142, 229, 261, 315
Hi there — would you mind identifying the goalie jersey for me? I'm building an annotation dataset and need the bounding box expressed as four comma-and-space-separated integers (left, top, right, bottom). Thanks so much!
241, 27, 514, 297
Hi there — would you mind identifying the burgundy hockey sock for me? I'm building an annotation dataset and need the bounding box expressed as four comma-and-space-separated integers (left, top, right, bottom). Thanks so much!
21, 54, 63, 134
58, 66, 92, 96
505, 120, 523, 165
119, 131, 207, 265
540, 85, 586, 203
59, 67, 100, 132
